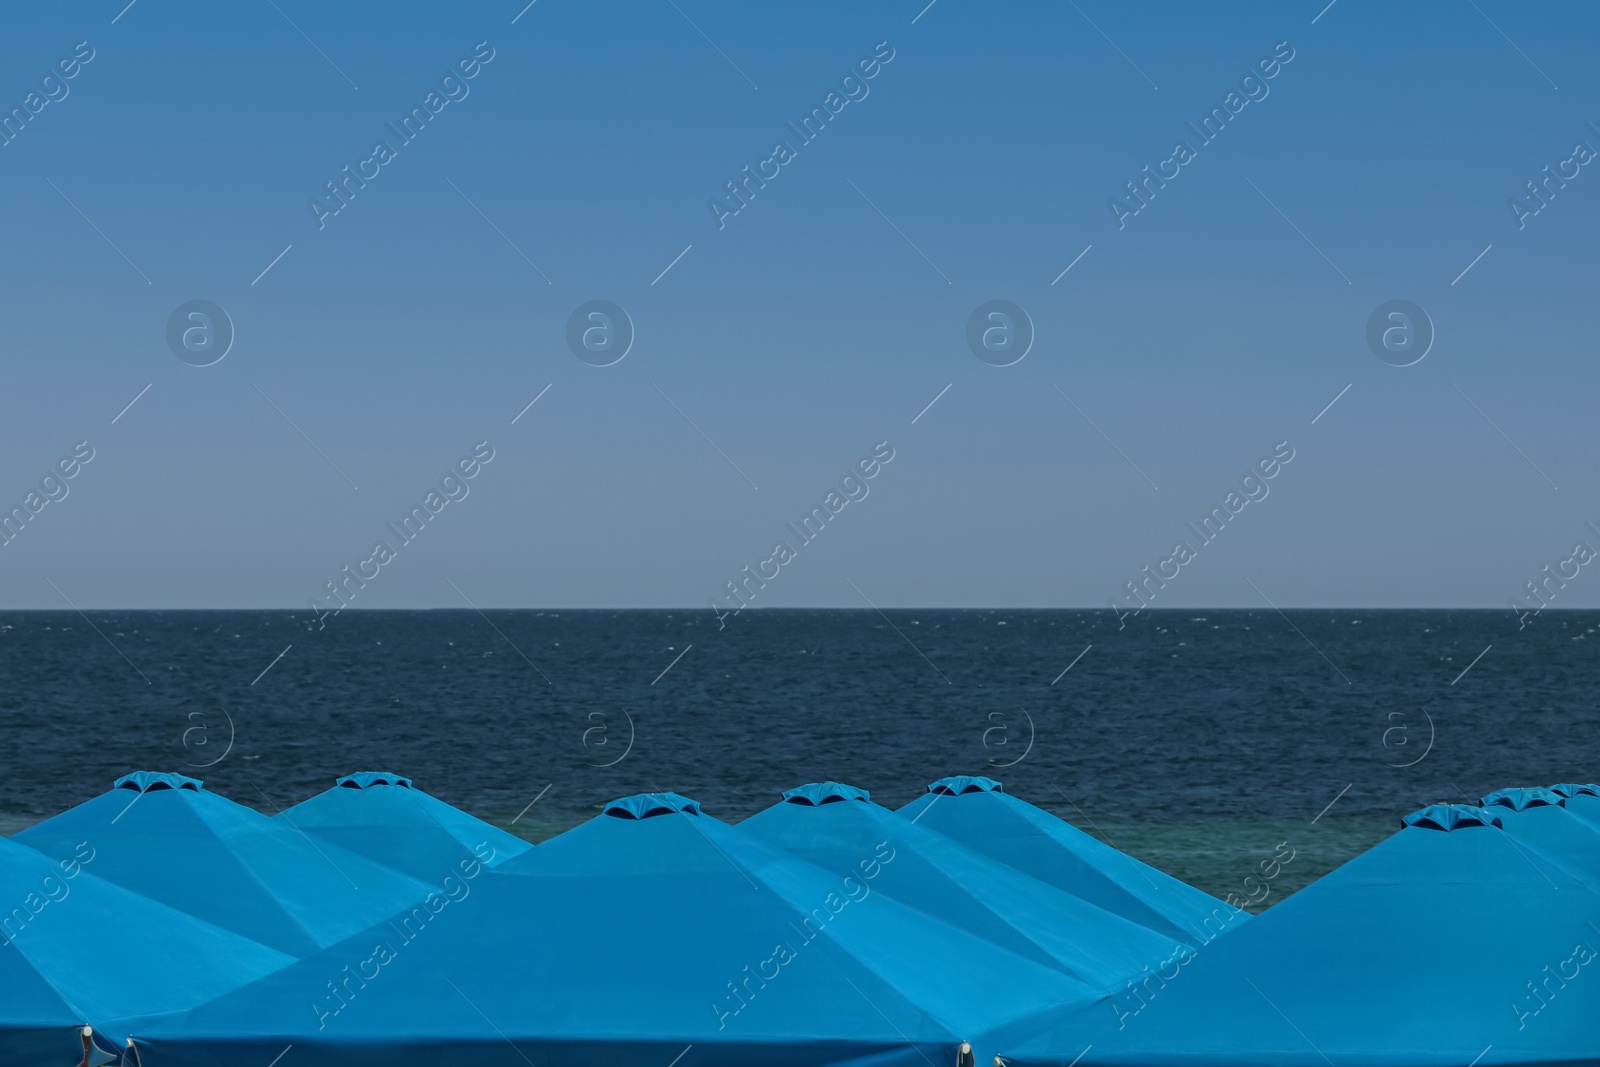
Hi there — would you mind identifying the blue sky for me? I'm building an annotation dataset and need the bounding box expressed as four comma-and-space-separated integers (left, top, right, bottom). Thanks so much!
0, 0, 1596, 609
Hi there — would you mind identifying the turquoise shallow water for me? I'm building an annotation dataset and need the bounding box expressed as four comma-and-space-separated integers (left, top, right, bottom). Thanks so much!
1, 608, 1593, 907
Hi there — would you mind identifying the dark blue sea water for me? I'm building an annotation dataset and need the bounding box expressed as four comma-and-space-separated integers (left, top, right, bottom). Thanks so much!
2, 609, 1595, 908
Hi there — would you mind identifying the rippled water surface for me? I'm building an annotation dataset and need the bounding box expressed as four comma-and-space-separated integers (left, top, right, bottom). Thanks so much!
2, 608, 1595, 906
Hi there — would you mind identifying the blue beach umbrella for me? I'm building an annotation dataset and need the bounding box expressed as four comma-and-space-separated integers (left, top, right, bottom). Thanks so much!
275, 771, 530, 880
1481, 785, 1600, 883
1481, 786, 1570, 811
743, 781, 1181, 989
0, 834, 292, 1066
896, 776, 1243, 945
1548, 783, 1600, 829
1002, 802, 1600, 1067
15, 772, 436, 957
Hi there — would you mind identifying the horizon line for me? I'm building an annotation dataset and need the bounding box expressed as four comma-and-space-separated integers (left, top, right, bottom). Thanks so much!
0, 605, 1566, 613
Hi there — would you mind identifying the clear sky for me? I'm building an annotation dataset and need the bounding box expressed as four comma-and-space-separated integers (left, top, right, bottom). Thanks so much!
0, 0, 1596, 609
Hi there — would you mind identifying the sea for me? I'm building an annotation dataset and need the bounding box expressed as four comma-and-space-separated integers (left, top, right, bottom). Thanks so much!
2, 608, 1595, 911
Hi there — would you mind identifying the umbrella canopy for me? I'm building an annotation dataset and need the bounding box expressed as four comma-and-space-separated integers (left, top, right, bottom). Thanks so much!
0, 834, 292, 1066
1481, 785, 1600, 882
896, 776, 1242, 946
1002, 802, 1600, 1067
1557, 784, 1600, 830
742, 781, 1180, 989
131, 793, 1097, 1067
14, 772, 435, 957
276, 771, 530, 881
